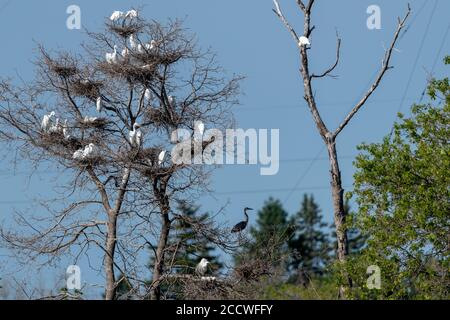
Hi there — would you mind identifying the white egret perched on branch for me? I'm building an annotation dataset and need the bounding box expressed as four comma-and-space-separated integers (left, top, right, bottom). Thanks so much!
195, 258, 210, 276
129, 123, 142, 147
125, 9, 138, 20
146, 40, 157, 51
106, 45, 119, 64
129, 34, 138, 51
158, 150, 166, 165
96, 97, 103, 113
298, 36, 310, 47
231, 207, 253, 233
41, 111, 55, 132
62, 120, 71, 140
144, 88, 152, 103
48, 117, 62, 134
110, 11, 124, 22
83, 143, 98, 158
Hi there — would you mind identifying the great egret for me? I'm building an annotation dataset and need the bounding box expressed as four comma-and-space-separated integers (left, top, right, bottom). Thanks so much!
231, 207, 253, 233
129, 123, 142, 147
129, 34, 138, 51
195, 258, 210, 276
48, 118, 62, 134
194, 121, 205, 139
125, 10, 138, 20
106, 45, 119, 64
168, 96, 175, 108
62, 120, 71, 139
83, 116, 98, 124
121, 47, 129, 60
137, 43, 145, 54
145, 40, 157, 51
96, 97, 103, 113
158, 150, 166, 165
72, 148, 85, 160
83, 143, 98, 158
41, 111, 56, 132
110, 11, 124, 21
298, 36, 310, 47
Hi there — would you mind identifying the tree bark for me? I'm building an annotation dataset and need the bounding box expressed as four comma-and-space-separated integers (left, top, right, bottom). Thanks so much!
150, 210, 171, 300
149, 177, 172, 300
326, 138, 352, 297
104, 212, 118, 300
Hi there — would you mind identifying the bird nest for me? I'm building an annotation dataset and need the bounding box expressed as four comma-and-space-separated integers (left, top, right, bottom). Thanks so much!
71, 80, 102, 99
108, 23, 142, 38
145, 108, 179, 128
77, 117, 109, 129
49, 62, 78, 78
233, 260, 272, 282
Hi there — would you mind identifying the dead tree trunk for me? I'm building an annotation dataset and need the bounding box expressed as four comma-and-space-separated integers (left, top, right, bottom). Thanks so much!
273, 0, 410, 297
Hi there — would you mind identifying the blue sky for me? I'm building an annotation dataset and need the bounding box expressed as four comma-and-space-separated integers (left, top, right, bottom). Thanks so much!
0, 0, 448, 298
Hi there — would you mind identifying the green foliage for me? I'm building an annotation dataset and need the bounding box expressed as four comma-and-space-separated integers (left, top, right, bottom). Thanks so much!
347, 56, 450, 299
288, 194, 331, 283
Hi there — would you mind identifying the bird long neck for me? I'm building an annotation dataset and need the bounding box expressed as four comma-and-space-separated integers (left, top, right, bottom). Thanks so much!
244, 209, 249, 222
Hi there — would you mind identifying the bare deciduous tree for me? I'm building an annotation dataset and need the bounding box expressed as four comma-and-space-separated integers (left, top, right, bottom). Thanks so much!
272, 0, 410, 297
0, 13, 241, 300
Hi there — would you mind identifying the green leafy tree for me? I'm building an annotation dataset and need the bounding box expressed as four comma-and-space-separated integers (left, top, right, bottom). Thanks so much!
288, 194, 330, 285
330, 199, 367, 256
346, 57, 450, 299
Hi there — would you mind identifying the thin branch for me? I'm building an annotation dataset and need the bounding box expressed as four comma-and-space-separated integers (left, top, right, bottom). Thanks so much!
333, 4, 411, 138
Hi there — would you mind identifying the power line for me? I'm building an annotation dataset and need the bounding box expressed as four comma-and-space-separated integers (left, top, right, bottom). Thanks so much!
419, 21, 450, 103
235, 97, 416, 112
396, 0, 438, 115
216, 185, 351, 196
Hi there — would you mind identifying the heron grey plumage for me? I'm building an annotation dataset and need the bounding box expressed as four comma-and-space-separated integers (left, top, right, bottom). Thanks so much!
231, 207, 253, 233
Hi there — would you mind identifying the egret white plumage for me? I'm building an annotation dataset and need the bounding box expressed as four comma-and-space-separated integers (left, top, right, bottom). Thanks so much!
144, 88, 152, 102
41, 111, 56, 132
129, 34, 138, 51
121, 47, 129, 60
298, 36, 310, 47
72, 148, 85, 160
48, 117, 62, 134
125, 9, 138, 19
168, 95, 175, 107
62, 120, 71, 139
195, 258, 210, 276
129, 123, 142, 147
106, 45, 119, 64
145, 40, 157, 51
231, 207, 253, 233
110, 11, 124, 21
96, 97, 103, 113
83, 143, 98, 158
195, 121, 205, 138
137, 43, 145, 54
83, 116, 98, 124
158, 150, 166, 165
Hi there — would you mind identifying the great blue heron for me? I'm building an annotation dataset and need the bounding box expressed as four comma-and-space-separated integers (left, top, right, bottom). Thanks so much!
231, 207, 253, 233
195, 258, 210, 276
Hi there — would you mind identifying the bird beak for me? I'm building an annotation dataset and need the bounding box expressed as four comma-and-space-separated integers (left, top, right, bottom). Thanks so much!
248, 208, 254, 211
